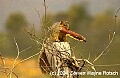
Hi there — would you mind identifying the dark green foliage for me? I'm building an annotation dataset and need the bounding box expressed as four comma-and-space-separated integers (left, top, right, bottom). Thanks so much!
3, 12, 38, 58
6, 12, 27, 33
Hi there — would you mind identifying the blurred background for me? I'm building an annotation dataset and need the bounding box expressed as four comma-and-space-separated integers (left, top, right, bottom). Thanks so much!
0, 0, 120, 78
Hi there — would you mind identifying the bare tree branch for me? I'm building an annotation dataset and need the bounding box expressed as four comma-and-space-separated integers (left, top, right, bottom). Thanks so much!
93, 8, 120, 63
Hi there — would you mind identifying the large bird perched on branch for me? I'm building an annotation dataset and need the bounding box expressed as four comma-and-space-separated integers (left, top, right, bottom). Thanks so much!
39, 21, 86, 74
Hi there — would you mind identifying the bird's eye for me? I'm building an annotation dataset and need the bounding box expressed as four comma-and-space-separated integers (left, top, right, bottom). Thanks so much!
64, 22, 69, 29
64, 21, 68, 26
64, 24, 67, 26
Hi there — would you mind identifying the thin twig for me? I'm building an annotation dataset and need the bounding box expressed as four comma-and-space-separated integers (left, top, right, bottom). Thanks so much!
9, 38, 20, 78
15, 52, 40, 68
114, 8, 120, 31
85, 64, 120, 67
93, 8, 120, 63
0, 37, 6, 44
0, 53, 5, 66
93, 32, 115, 63
43, 0, 47, 23
19, 46, 32, 53
0, 53, 8, 76
34, 8, 41, 20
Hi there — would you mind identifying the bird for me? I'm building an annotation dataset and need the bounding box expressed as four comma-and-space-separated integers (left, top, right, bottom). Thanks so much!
39, 21, 86, 74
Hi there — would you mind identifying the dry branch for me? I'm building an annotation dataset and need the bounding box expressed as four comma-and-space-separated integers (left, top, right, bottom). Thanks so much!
93, 8, 120, 63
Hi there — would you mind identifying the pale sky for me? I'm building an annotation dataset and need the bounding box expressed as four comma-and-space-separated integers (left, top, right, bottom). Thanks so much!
0, 0, 120, 32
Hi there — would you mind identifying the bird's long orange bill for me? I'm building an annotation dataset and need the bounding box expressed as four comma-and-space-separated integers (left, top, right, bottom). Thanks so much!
60, 27, 86, 42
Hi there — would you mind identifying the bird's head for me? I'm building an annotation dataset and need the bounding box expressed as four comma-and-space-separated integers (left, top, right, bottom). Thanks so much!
50, 21, 86, 42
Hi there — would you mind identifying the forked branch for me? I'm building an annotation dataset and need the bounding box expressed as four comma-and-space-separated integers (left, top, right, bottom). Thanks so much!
93, 8, 120, 63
